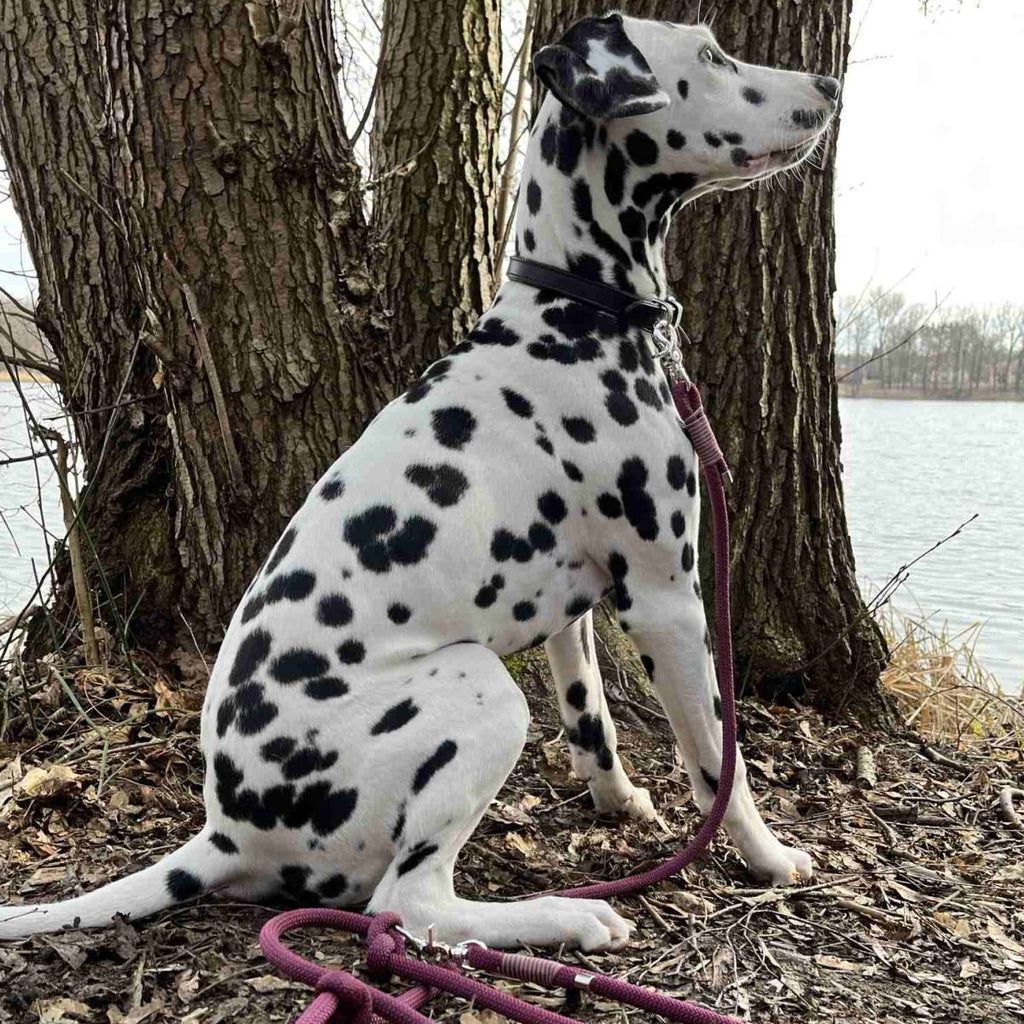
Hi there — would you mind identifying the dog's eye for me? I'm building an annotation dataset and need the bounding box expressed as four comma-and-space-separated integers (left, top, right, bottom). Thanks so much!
701, 45, 726, 67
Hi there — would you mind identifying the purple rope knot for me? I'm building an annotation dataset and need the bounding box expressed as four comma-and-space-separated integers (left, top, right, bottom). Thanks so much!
364, 912, 403, 980
314, 969, 374, 1024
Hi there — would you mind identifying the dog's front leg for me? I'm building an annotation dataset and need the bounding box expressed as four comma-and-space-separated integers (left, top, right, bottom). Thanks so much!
625, 584, 814, 885
544, 612, 655, 821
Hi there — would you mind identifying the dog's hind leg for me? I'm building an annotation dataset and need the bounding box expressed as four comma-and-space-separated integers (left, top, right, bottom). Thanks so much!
366, 642, 633, 952
544, 612, 655, 821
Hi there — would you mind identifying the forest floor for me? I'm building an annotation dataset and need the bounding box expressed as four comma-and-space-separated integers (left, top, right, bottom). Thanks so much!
1, 646, 1022, 1024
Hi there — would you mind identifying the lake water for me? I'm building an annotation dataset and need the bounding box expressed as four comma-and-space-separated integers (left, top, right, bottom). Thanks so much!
1, 383, 1022, 691
839, 398, 1023, 693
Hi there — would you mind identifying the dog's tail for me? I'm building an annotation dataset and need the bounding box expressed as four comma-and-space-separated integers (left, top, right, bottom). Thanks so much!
0, 827, 240, 939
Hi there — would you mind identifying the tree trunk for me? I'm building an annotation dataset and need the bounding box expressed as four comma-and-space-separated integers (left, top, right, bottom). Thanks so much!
372, 0, 502, 376
0, 0, 393, 649
534, 2, 890, 722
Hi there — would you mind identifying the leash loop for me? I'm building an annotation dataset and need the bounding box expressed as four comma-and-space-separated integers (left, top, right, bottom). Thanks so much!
366, 911, 403, 979
313, 970, 375, 1024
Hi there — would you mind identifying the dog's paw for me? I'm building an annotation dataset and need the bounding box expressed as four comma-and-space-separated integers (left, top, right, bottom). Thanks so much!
530, 897, 634, 952
744, 842, 815, 886
589, 777, 658, 822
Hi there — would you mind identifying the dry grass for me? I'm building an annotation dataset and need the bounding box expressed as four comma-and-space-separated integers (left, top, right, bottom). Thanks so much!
879, 607, 1023, 748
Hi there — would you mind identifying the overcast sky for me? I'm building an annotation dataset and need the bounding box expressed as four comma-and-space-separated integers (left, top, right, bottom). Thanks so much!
1, 0, 1020, 309
836, 0, 1023, 306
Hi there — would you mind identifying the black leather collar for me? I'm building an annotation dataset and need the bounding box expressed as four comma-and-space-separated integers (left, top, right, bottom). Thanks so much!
506, 256, 681, 335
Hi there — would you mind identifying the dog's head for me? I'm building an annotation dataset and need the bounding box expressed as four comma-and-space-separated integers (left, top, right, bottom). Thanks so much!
534, 13, 839, 189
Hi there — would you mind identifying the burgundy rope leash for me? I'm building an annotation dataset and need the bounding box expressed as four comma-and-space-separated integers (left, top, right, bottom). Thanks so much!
260, 381, 741, 1024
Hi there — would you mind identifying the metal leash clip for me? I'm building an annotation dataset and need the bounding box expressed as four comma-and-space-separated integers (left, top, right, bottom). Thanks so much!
650, 297, 692, 385
394, 924, 488, 963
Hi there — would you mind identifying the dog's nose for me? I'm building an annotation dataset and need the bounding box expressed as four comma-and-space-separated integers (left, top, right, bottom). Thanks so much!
814, 76, 841, 103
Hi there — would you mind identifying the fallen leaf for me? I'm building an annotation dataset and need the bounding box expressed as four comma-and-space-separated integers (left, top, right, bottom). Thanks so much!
0, 755, 24, 811
815, 954, 865, 973
959, 959, 982, 979
988, 921, 1024, 956
16, 764, 81, 800
246, 975, 296, 992
106, 998, 162, 1024
31, 998, 93, 1023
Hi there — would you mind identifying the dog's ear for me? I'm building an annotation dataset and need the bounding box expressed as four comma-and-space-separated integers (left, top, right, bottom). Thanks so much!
533, 13, 670, 121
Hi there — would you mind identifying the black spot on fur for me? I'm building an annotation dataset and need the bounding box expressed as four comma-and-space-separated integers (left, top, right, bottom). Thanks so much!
625, 129, 658, 166
792, 108, 828, 129
318, 873, 348, 899
667, 129, 686, 149
405, 463, 469, 508
604, 145, 626, 205
388, 603, 411, 624
412, 740, 458, 794
318, 593, 354, 628
229, 629, 272, 688
572, 179, 593, 222
540, 121, 557, 164
618, 207, 646, 239
562, 416, 595, 443
209, 832, 238, 854
344, 505, 436, 573
502, 388, 533, 418
528, 522, 556, 552
631, 171, 697, 209
568, 713, 614, 771
397, 841, 439, 877
537, 491, 567, 524
557, 124, 583, 174
432, 407, 477, 450
677, 79, 689, 100
634, 378, 661, 409
265, 527, 296, 576
167, 868, 203, 902
743, 86, 765, 105
513, 600, 536, 622
272, 649, 329, 684
261, 736, 296, 762
469, 317, 520, 346
597, 492, 623, 519
722, 131, 743, 145
320, 477, 345, 500
704, 131, 722, 148
608, 551, 632, 611
491, 528, 534, 563
523, 228, 536, 251
371, 698, 419, 735
618, 457, 659, 541
305, 677, 349, 700
671, 511, 685, 538
701, 767, 719, 794
337, 640, 366, 665
667, 455, 688, 490
681, 542, 695, 573
555, 465, 584, 493
713, 694, 723, 719
566, 681, 587, 712
565, 594, 591, 618
526, 177, 542, 214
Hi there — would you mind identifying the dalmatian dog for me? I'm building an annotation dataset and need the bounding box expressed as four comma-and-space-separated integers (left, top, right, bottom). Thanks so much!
0, 14, 839, 952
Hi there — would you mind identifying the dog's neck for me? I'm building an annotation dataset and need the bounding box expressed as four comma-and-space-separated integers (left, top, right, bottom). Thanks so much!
513, 99, 695, 302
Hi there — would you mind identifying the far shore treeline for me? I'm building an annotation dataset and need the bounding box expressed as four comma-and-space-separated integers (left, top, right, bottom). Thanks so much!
836, 290, 1024, 400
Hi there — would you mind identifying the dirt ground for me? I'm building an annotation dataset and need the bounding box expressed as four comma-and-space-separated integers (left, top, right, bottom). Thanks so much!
1, 648, 1022, 1024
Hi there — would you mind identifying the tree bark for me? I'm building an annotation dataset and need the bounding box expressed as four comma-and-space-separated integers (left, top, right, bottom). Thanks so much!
534, 2, 891, 723
0, 0, 393, 649
371, 0, 502, 375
